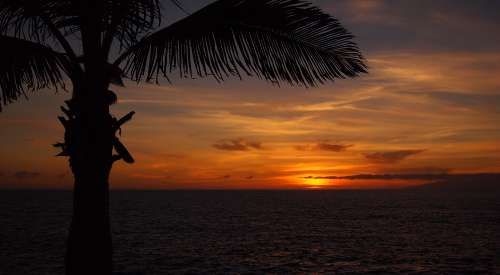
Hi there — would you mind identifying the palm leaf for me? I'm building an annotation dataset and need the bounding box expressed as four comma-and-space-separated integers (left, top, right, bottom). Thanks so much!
116, 0, 367, 87
0, 0, 161, 50
0, 35, 69, 111
101, 0, 162, 50
0, 0, 53, 42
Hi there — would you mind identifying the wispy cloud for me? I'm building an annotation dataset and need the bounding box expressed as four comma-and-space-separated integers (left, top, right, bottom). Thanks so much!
295, 142, 353, 152
302, 174, 447, 181
302, 173, 500, 183
213, 138, 264, 151
364, 150, 425, 164
379, 166, 451, 175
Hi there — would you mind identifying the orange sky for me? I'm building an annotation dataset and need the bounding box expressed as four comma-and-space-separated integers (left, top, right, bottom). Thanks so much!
1, 1, 500, 189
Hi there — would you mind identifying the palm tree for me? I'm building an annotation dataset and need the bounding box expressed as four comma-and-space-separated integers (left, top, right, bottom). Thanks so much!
0, 0, 366, 274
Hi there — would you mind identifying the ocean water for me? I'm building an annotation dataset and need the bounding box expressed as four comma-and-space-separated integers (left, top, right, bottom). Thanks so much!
0, 190, 499, 274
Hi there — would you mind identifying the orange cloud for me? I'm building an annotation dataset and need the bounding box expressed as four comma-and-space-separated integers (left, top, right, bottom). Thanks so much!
213, 138, 263, 151
364, 150, 425, 164
295, 142, 353, 152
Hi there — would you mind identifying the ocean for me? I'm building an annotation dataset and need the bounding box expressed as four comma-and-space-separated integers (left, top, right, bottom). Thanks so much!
0, 190, 499, 274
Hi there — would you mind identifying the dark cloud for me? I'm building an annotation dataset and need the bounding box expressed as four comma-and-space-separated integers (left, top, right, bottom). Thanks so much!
223, 175, 231, 179
412, 173, 500, 192
382, 167, 451, 175
245, 175, 254, 180
316, 143, 353, 152
295, 142, 353, 152
303, 174, 449, 181
303, 173, 500, 191
364, 150, 425, 164
213, 138, 263, 151
322, 0, 500, 53
14, 171, 41, 179
302, 172, 499, 182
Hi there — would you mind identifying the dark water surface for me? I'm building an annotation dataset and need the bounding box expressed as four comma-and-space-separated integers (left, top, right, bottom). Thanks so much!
0, 190, 499, 274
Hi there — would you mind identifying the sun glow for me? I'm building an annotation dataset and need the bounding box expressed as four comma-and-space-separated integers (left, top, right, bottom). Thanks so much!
301, 177, 331, 189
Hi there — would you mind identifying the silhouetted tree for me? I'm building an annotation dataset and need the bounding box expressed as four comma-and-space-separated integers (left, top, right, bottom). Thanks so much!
0, 0, 366, 274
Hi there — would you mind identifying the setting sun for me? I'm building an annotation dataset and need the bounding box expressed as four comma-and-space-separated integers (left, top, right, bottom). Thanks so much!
302, 177, 331, 189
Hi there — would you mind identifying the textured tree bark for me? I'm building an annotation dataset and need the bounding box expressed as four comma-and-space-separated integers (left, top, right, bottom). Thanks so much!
64, 85, 115, 275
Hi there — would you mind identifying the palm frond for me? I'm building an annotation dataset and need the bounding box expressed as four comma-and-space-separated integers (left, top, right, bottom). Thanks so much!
116, 0, 367, 87
0, 0, 161, 52
169, 0, 190, 15
102, 0, 162, 52
0, 0, 53, 42
0, 35, 69, 111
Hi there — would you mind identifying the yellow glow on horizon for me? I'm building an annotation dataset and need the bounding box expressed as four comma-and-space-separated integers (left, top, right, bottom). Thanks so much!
299, 176, 332, 189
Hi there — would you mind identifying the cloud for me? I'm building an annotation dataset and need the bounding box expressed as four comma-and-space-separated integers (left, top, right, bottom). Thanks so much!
364, 150, 425, 164
302, 174, 444, 180
213, 138, 263, 151
295, 142, 353, 152
323, 0, 500, 53
245, 175, 254, 180
381, 167, 451, 175
302, 173, 499, 182
14, 171, 41, 179
316, 142, 354, 152
404, 91, 500, 113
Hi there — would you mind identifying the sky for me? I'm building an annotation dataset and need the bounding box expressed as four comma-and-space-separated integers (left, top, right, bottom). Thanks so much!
1, 0, 500, 189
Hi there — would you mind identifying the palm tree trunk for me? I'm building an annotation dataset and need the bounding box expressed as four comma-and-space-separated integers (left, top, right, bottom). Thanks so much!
64, 85, 115, 275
